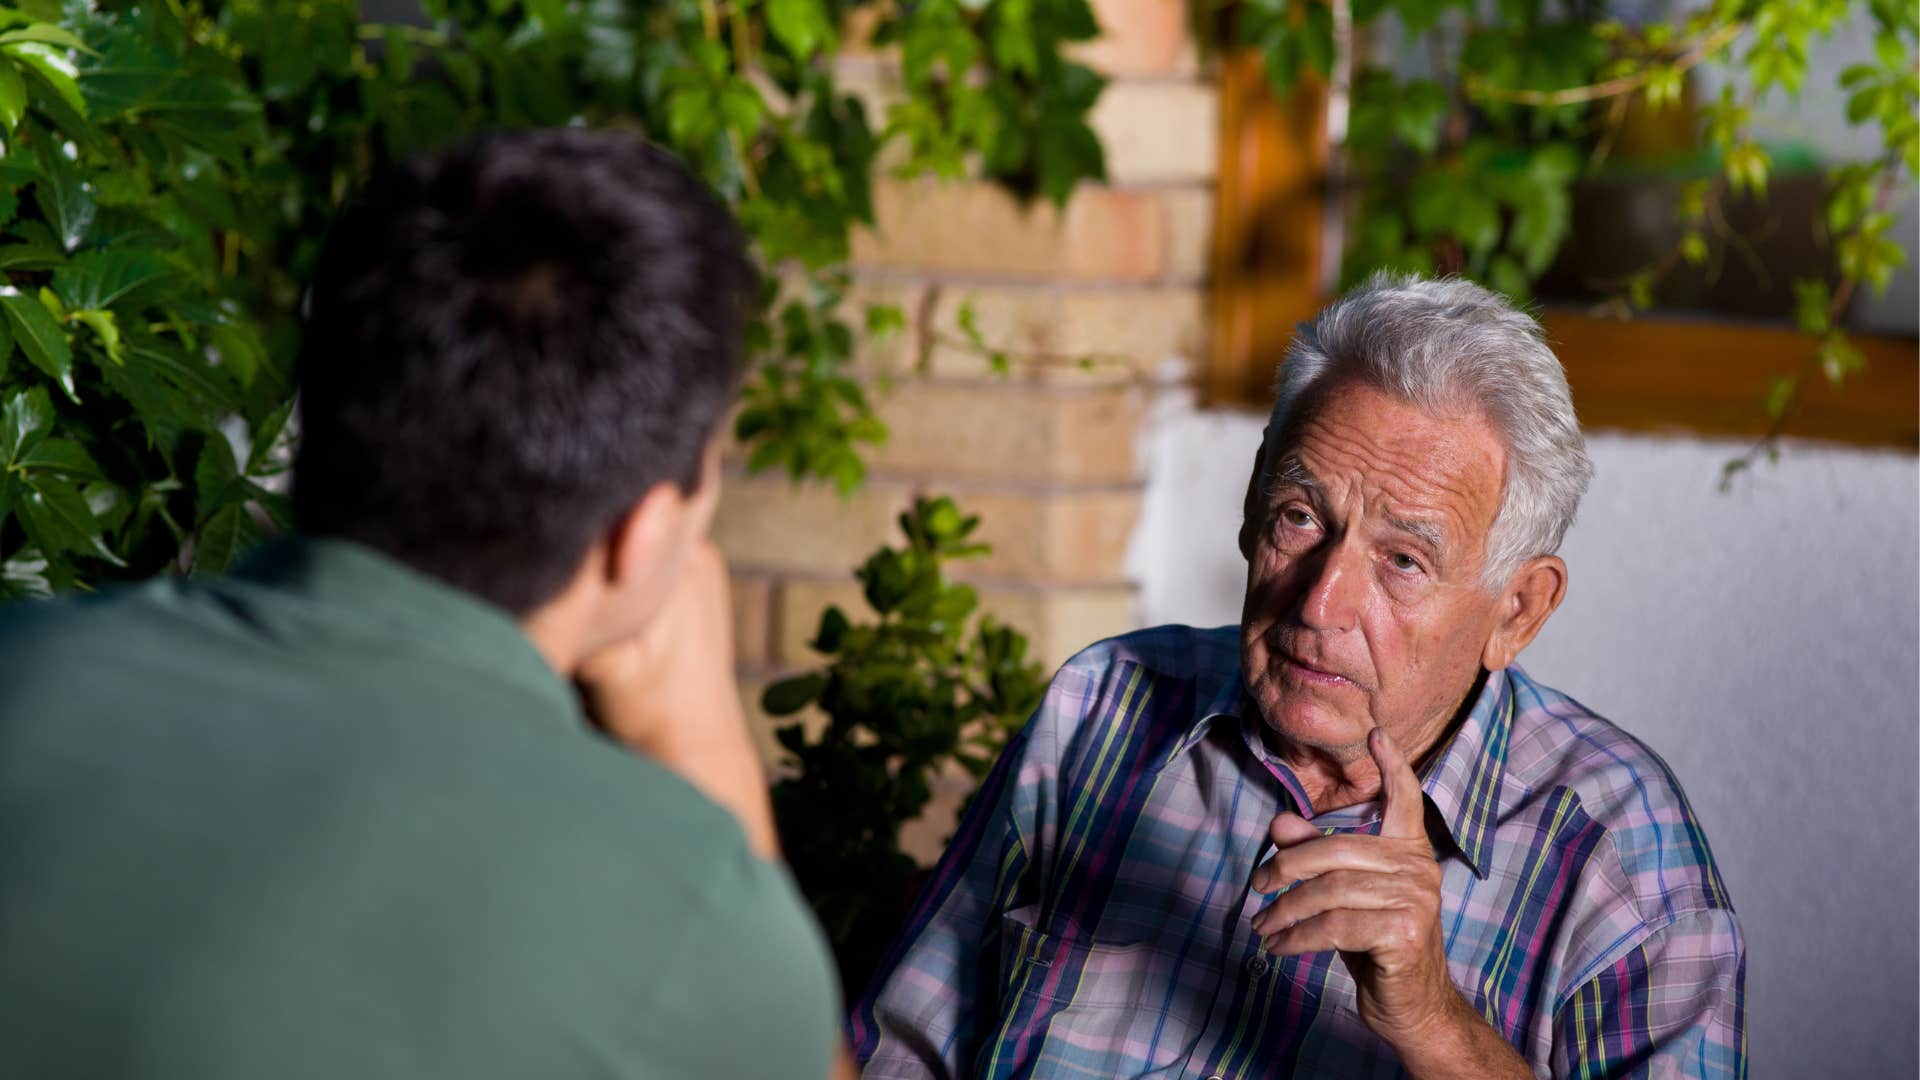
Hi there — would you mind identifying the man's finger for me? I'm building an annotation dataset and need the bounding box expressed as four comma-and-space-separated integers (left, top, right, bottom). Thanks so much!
1269, 811, 1322, 848
1252, 868, 1412, 935
1370, 726, 1425, 840
1252, 833, 1407, 891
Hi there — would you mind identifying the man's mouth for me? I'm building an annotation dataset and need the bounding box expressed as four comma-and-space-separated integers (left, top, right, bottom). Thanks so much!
1280, 653, 1353, 688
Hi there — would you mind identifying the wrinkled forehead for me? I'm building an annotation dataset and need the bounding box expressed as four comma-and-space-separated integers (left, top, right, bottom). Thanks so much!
1266, 381, 1507, 546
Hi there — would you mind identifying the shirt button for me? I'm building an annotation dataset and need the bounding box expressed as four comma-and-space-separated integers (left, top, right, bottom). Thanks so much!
1244, 954, 1270, 978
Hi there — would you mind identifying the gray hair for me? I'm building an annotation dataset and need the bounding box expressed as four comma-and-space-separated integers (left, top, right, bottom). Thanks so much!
1264, 273, 1593, 588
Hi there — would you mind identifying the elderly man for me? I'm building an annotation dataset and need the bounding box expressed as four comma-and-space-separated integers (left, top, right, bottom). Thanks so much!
849, 275, 1744, 1078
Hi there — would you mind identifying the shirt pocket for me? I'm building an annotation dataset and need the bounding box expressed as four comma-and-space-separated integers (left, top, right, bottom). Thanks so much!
996, 904, 1163, 1009
987, 906, 1197, 1076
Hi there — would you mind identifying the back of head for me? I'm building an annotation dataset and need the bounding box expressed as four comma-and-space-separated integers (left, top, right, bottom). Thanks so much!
293, 130, 754, 615
1268, 273, 1593, 586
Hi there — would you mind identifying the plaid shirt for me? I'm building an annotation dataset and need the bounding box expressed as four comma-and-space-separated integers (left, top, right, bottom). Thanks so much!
850, 625, 1745, 1079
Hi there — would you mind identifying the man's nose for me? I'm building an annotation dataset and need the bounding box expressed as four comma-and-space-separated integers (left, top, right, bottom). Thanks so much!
1295, 539, 1363, 631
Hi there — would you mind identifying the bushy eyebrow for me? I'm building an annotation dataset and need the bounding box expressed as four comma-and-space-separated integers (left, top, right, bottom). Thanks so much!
1269, 452, 1448, 554
1383, 512, 1444, 552
1264, 453, 1319, 500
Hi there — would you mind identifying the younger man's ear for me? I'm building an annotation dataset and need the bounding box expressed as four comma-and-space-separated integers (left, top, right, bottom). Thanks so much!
602, 481, 688, 590
1481, 555, 1567, 672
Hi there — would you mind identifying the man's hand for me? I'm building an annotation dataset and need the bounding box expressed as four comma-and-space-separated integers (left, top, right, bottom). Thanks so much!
576, 541, 779, 859
1250, 727, 1529, 1079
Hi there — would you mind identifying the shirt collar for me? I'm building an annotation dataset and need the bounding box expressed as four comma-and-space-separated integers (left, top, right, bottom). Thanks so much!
1175, 660, 1514, 880
230, 536, 580, 723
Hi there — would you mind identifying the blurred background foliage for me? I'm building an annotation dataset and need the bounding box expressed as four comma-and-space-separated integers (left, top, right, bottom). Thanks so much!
1218, 0, 1915, 475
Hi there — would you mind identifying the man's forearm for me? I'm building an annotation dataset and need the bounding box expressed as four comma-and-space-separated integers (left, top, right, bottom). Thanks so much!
1389, 991, 1534, 1080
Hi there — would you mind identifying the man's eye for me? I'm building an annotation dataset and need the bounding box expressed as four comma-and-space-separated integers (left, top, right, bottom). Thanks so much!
1280, 507, 1316, 529
1388, 552, 1422, 573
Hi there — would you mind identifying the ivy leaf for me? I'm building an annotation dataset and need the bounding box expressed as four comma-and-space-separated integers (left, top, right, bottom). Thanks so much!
0, 290, 75, 399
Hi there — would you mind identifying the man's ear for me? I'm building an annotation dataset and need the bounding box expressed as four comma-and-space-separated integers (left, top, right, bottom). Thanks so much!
1238, 432, 1269, 562
602, 480, 690, 592
1482, 554, 1567, 671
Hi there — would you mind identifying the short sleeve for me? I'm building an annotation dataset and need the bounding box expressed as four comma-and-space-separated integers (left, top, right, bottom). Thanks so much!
1551, 909, 1746, 1079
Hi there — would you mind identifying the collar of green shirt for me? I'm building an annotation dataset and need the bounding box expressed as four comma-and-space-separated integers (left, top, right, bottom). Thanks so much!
1169, 658, 1516, 880
231, 536, 581, 722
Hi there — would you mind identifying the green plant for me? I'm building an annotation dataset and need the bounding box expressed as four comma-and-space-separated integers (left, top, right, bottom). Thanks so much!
0, 5, 284, 595
763, 495, 1047, 990
1222, 0, 1915, 473
0, 0, 1110, 595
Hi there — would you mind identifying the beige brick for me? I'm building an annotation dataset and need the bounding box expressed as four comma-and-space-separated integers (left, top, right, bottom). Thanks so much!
844, 276, 927, 375
979, 585, 1139, 669
1090, 81, 1219, 185
925, 284, 1202, 383
868, 381, 1146, 484
852, 179, 1170, 282
899, 765, 978, 863
730, 575, 773, 670
713, 474, 906, 574
1164, 186, 1215, 282
948, 487, 1141, 584
1070, 0, 1200, 76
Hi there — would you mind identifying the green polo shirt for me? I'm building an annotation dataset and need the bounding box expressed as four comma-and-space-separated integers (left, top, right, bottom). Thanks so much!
0, 538, 839, 1079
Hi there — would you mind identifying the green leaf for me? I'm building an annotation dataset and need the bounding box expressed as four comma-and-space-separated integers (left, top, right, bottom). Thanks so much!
0, 290, 73, 398
0, 57, 24, 134
192, 502, 253, 574
1791, 278, 1831, 335
50, 247, 178, 312
0, 24, 87, 50
1764, 375, 1797, 419
16, 436, 100, 480
812, 605, 850, 652
17, 475, 103, 560
247, 397, 295, 474
0, 384, 52, 464
865, 303, 906, 340
768, 0, 836, 60
32, 146, 93, 251
3, 41, 82, 116
763, 672, 828, 715
70, 308, 121, 365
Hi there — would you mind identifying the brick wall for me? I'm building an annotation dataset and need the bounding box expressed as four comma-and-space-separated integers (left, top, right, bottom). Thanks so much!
721, 0, 1215, 850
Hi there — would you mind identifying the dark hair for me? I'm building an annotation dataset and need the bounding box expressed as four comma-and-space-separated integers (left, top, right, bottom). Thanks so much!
293, 129, 755, 614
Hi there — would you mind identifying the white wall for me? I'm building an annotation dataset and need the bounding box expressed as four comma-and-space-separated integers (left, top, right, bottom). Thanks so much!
1127, 392, 1920, 1076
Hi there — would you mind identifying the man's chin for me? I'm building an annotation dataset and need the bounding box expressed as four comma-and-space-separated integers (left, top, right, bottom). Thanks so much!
1255, 699, 1372, 760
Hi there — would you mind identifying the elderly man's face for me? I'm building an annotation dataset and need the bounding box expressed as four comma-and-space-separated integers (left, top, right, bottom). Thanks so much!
1240, 380, 1509, 764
